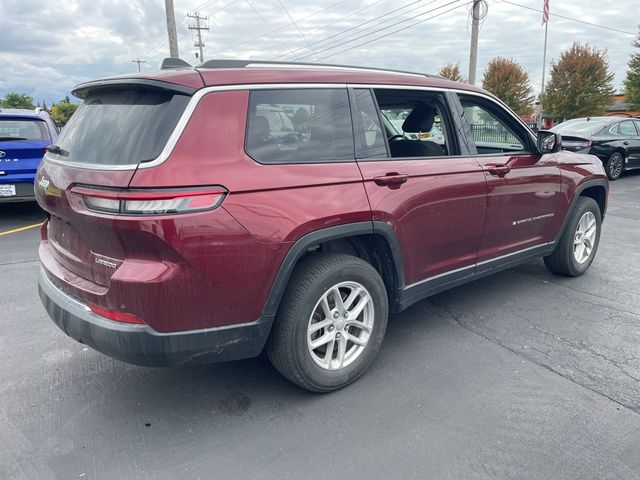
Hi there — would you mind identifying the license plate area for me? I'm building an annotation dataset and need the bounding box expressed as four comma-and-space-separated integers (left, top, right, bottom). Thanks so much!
0, 184, 16, 197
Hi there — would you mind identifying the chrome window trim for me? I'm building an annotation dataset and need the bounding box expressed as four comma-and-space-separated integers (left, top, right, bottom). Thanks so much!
42, 81, 535, 171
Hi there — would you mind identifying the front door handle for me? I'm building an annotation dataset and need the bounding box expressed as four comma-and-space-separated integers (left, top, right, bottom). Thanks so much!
373, 173, 409, 189
623, 141, 630, 145
486, 164, 511, 177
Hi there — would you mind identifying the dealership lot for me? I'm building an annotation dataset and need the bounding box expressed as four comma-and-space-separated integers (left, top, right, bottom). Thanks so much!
1, 173, 639, 479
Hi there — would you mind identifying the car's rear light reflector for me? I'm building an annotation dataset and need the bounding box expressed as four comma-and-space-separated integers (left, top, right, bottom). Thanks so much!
71, 186, 227, 215
88, 304, 145, 325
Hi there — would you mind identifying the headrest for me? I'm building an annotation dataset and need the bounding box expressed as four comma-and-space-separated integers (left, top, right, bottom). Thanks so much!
402, 103, 435, 133
252, 116, 270, 141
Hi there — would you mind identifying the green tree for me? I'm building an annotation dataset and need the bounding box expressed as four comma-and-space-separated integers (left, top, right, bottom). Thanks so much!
50, 101, 78, 126
438, 63, 464, 82
624, 28, 640, 110
0, 92, 36, 109
543, 42, 615, 120
482, 57, 535, 116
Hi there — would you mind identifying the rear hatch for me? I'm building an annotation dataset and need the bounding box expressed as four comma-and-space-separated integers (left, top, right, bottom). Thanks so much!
0, 117, 51, 193
37, 78, 199, 288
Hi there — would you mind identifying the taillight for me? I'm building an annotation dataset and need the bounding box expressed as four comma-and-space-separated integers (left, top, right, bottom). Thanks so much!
70, 186, 227, 215
88, 303, 146, 325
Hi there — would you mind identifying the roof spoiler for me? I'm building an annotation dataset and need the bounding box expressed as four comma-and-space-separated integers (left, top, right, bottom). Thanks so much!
160, 57, 192, 70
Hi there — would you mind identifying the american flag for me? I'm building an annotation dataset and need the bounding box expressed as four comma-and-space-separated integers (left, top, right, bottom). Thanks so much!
542, 0, 550, 24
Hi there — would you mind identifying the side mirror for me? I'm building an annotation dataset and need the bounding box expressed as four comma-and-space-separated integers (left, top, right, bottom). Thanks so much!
537, 130, 562, 154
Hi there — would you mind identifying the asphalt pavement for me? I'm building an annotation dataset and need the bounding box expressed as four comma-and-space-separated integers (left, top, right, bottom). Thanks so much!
1, 172, 639, 480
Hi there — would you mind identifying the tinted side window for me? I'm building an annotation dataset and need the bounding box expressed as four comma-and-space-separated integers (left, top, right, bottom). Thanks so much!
618, 121, 637, 136
459, 95, 531, 155
246, 89, 354, 164
352, 89, 387, 159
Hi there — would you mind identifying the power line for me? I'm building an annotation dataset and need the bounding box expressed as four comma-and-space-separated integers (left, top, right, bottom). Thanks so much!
224, 0, 350, 52
188, 11, 210, 62
225, 0, 364, 54
277, 0, 318, 59
131, 58, 146, 71
498, 0, 635, 36
142, 0, 241, 61
296, 0, 465, 62
246, 0, 301, 60
314, 0, 469, 61
273, 0, 428, 61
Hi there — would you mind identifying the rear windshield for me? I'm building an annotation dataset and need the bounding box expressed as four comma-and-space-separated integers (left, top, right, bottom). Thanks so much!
52, 88, 190, 165
553, 119, 610, 135
0, 118, 50, 142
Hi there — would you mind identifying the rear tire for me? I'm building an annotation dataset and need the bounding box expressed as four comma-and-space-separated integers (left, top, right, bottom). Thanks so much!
544, 197, 601, 277
605, 152, 624, 180
267, 254, 388, 392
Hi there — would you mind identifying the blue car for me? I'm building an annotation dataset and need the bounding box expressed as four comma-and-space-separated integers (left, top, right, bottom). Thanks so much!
0, 107, 58, 202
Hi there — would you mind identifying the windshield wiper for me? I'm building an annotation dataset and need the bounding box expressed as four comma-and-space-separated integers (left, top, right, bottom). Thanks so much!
47, 144, 69, 156
0, 136, 27, 141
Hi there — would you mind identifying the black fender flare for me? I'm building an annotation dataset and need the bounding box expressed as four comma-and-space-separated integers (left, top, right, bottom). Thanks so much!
553, 178, 608, 245
261, 221, 405, 317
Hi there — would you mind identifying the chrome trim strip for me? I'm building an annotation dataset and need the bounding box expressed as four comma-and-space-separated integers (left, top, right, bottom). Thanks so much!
404, 263, 475, 290
245, 63, 427, 78
404, 243, 551, 290
476, 243, 551, 267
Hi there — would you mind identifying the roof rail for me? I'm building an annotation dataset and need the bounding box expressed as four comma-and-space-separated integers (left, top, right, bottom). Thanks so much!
160, 57, 193, 70
197, 59, 442, 79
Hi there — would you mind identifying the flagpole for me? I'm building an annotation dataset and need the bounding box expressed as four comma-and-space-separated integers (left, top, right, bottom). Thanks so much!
538, 15, 549, 130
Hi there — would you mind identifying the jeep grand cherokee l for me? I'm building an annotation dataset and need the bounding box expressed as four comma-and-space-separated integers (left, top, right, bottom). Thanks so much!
36, 60, 608, 392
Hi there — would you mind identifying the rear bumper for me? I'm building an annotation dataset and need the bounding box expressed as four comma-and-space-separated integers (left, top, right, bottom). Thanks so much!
0, 182, 35, 203
38, 268, 274, 367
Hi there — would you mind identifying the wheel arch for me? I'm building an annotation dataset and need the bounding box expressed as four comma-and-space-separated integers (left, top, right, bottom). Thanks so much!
553, 179, 608, 245
261, 221, 405, 318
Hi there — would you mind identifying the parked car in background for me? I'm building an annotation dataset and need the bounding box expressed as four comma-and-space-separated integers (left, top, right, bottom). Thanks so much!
0, 107, 57, 202
37, 60, 608, 392
552, 116, 640, 180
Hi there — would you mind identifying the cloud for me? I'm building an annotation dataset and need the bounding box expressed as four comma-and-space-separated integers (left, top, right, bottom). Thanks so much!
0, 0, 637, 103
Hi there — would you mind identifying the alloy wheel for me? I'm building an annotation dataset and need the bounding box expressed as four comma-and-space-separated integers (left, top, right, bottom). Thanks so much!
573, 211, 597, 264
306, 281, 374, 371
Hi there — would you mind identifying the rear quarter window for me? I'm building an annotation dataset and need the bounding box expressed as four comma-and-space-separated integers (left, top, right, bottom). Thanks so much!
245, 88, 354, 164
50, 87, 189, 166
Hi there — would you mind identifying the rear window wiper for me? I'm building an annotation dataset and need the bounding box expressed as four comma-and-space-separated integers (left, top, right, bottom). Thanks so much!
47, 144, 70, 156
0, 136, 27, 141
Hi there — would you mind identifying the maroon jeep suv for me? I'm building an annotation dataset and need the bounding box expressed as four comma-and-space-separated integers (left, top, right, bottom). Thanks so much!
36, 60, 608, 391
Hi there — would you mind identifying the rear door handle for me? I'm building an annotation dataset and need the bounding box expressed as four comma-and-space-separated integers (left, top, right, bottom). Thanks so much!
373, 173, 409, 188
623, 141, 630, 145
486, 165, 511, 177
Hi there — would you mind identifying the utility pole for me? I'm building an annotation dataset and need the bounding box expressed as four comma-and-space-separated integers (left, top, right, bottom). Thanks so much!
188, 11, 209, 63
468, 0, 482, 85
131, 58, 146, 72
165, 0, 179, 58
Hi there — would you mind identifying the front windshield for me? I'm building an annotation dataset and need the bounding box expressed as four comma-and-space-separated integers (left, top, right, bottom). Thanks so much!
553, 119, 610, 135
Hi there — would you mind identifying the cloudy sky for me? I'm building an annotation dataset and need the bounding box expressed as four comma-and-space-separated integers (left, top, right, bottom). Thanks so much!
0, 0, 637, 104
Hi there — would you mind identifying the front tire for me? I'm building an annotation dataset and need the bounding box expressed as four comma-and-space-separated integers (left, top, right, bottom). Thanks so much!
605, 152, 624, 180
267, 254, 388, 392
544, 197, 601, 277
